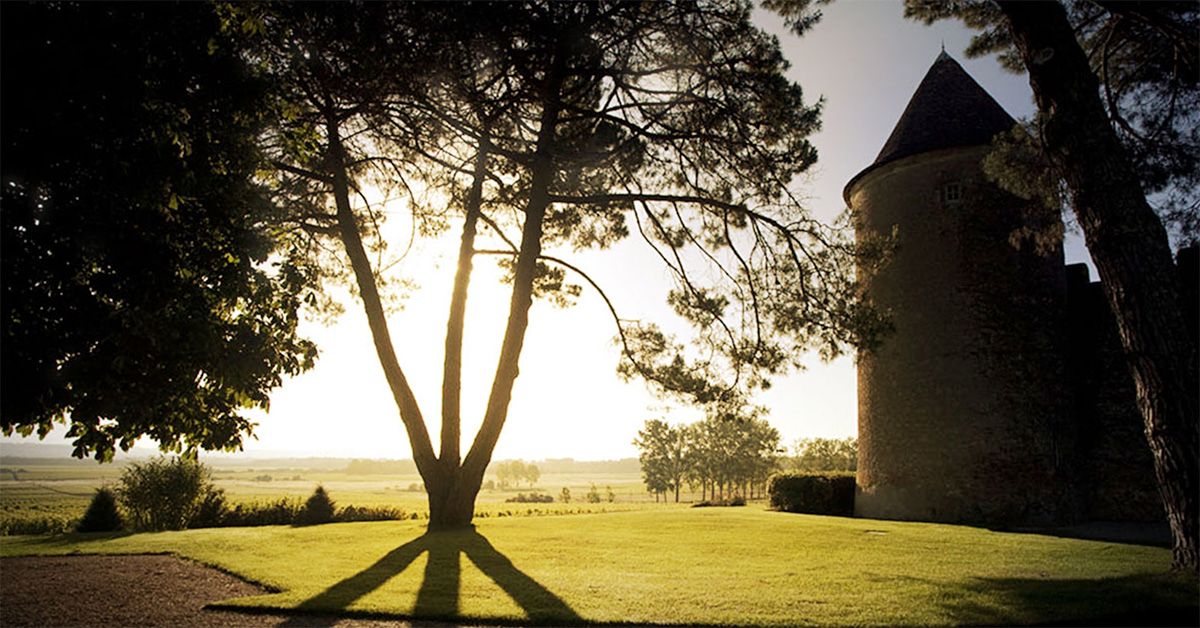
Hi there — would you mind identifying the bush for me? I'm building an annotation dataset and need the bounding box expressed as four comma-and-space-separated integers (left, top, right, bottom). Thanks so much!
189, 487, 229, 528
118, 456, 218, 531
77, 487, 123, 532
296, 485, 336, 525
586, 483, 601, 504
559, 487, 571, 503
335, 505, 408, 522
768, 472, 855, 516
221, 498, 301, 527
691, 496, 746, 508
505, 492, 553, 503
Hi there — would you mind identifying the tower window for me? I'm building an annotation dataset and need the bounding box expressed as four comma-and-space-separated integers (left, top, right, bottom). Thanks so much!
944, 183, 962, 204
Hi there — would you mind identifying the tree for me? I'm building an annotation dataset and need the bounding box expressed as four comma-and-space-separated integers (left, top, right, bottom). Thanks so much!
791, 437, 857, 472
524, 463, 541, 488
906, 0, 1198, 570
234, 1, 880, 529
0, 4, 318, 460
634, 419, 692, 502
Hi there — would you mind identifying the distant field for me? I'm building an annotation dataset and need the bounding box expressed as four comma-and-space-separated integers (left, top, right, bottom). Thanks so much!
0, 458, 681, 533
3, 507, 1195, 626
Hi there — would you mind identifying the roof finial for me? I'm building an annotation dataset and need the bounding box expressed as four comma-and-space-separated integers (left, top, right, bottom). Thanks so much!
941, 40, 945, 53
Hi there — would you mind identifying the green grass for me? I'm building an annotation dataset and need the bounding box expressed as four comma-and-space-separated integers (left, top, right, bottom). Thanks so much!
3, 506, 1195, 626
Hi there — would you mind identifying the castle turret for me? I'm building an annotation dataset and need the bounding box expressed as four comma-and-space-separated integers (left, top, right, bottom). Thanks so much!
846, 52, 1076, 526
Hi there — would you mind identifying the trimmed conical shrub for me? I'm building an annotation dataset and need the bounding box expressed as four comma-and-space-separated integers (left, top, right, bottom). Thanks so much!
296, 485, 336, 525
77, 487, 123, 532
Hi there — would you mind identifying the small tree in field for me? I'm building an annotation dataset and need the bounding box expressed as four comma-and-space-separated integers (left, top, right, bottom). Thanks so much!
77, 487, 123, 533
297, 485, 336, 526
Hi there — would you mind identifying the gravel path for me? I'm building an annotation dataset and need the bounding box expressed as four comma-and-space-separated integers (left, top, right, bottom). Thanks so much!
0, 554, 441, 627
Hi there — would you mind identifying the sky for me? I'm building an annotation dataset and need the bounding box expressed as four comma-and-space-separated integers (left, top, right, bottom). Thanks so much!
1, 1, 1097, 462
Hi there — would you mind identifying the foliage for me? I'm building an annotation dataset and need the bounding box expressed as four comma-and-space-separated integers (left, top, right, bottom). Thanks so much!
213, 499, 301, 528
505, 493, 554, 504
692, 496, 746, 508
222, 0, 886, 526
586, 484, 602, 504
634, 420, 691, 501
1, 511, 1191, 626
117, 457, 221, 531
768, 472, 855, 516
0, 3, 318, 461
559, 487, 571, 504
790, 437, 857, 472
905, 0, 1199, 248
637, 411, 782, 501
76, 488, 123, 533
493, 461, 541, 489
335, 505, 413, 523
296, 485, 337, 526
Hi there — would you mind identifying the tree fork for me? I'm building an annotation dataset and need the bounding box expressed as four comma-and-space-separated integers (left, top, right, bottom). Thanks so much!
997, 0, 1199, 572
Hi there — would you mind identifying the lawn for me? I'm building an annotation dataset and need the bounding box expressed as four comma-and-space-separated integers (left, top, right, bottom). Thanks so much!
3, 506, 1196, 626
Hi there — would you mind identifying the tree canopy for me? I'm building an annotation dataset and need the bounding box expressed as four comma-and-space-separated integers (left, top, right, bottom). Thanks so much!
228, 1, 878, 527
0, 3, 318, 460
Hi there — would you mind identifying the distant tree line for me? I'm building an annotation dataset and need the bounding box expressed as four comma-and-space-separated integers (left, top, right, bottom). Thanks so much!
789, 437, 857, 473
492, 460, 540, 489
634, 414, 782, 503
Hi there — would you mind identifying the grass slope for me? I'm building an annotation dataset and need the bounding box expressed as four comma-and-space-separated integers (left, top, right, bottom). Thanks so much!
2, 507, 1196, 626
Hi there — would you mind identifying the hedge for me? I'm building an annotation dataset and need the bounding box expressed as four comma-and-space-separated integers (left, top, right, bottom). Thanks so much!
768, 472, 855, 516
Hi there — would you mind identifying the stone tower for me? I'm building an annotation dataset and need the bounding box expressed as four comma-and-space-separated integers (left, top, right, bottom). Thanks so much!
845, 52, 1077, 526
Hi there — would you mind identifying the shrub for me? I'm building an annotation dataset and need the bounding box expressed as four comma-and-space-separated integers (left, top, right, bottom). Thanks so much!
222, 498, 301, 527
335, 505, 408, 522
559, 487, 571, 503
505, 492, 553, 503
586, 483, 601, 504
77, 487, 123, 533
691, 496, 746, 508
189, 487, 229, 528
118, 456, 217, 531
768, 472, 855, 516
605, 486, 616, 503
296, 485, 336, 525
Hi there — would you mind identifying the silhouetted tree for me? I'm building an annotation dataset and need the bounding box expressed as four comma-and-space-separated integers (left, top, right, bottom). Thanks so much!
232, 1, 881, 529
907, 0, 1198, 570
1, 4, 317, 460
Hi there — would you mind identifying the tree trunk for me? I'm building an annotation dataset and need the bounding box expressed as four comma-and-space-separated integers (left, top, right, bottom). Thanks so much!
998, 0, 1199, 572
427, 468, 481, 529
325, 114, 439, 484
457, 38, 569, 502
440, 141, 491, 470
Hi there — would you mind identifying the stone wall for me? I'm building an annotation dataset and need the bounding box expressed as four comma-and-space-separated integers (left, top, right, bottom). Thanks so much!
850, 146, 1077, 526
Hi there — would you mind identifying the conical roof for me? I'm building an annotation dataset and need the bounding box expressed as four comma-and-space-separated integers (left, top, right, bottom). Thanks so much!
844, 52, 1016, 202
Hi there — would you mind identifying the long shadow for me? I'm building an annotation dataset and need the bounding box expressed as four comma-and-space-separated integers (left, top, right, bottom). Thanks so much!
282, 527, 580, 626
911, 571, 1199, 627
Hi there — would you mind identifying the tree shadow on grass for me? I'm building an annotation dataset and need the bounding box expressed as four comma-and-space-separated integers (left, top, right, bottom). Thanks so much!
280, 527, 580, 627
918, 572, 1199, 627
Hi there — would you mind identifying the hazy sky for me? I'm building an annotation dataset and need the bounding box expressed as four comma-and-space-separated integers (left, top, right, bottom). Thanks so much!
3, 1, 1096, 461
